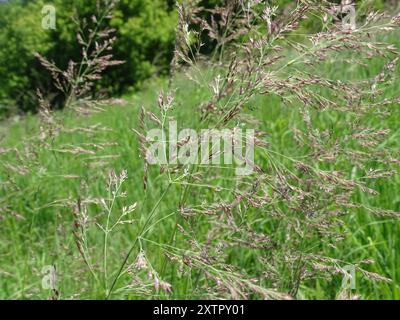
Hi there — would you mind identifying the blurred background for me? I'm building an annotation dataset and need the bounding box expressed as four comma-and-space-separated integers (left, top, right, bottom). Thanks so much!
0, 0, 397, 118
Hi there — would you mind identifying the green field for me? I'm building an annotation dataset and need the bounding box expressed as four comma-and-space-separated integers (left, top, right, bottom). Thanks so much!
1, 53, 399, 299
1, 1, 400, 300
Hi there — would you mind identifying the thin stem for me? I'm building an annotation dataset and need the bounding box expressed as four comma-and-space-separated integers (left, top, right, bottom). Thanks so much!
106, 183, 171, 299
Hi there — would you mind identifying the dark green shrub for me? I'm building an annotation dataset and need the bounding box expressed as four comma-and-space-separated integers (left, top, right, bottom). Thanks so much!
0, 0, 177, 115
0, 0, 52, 115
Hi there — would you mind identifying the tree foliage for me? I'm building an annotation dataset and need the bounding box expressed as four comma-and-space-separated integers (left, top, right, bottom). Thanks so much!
0, 0, 177, 115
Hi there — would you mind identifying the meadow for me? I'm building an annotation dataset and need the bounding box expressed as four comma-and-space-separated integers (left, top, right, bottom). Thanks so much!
0, 1, 400, 300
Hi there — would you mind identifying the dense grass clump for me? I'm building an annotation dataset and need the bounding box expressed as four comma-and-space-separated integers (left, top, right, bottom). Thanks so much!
0, 0, 400, 300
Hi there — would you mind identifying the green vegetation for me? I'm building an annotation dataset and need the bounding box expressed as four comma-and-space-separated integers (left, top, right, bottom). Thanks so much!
0, 0, 399, 300
0, 0, 393, 116
1, 55, 399, 299
0, 0, 177, 115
